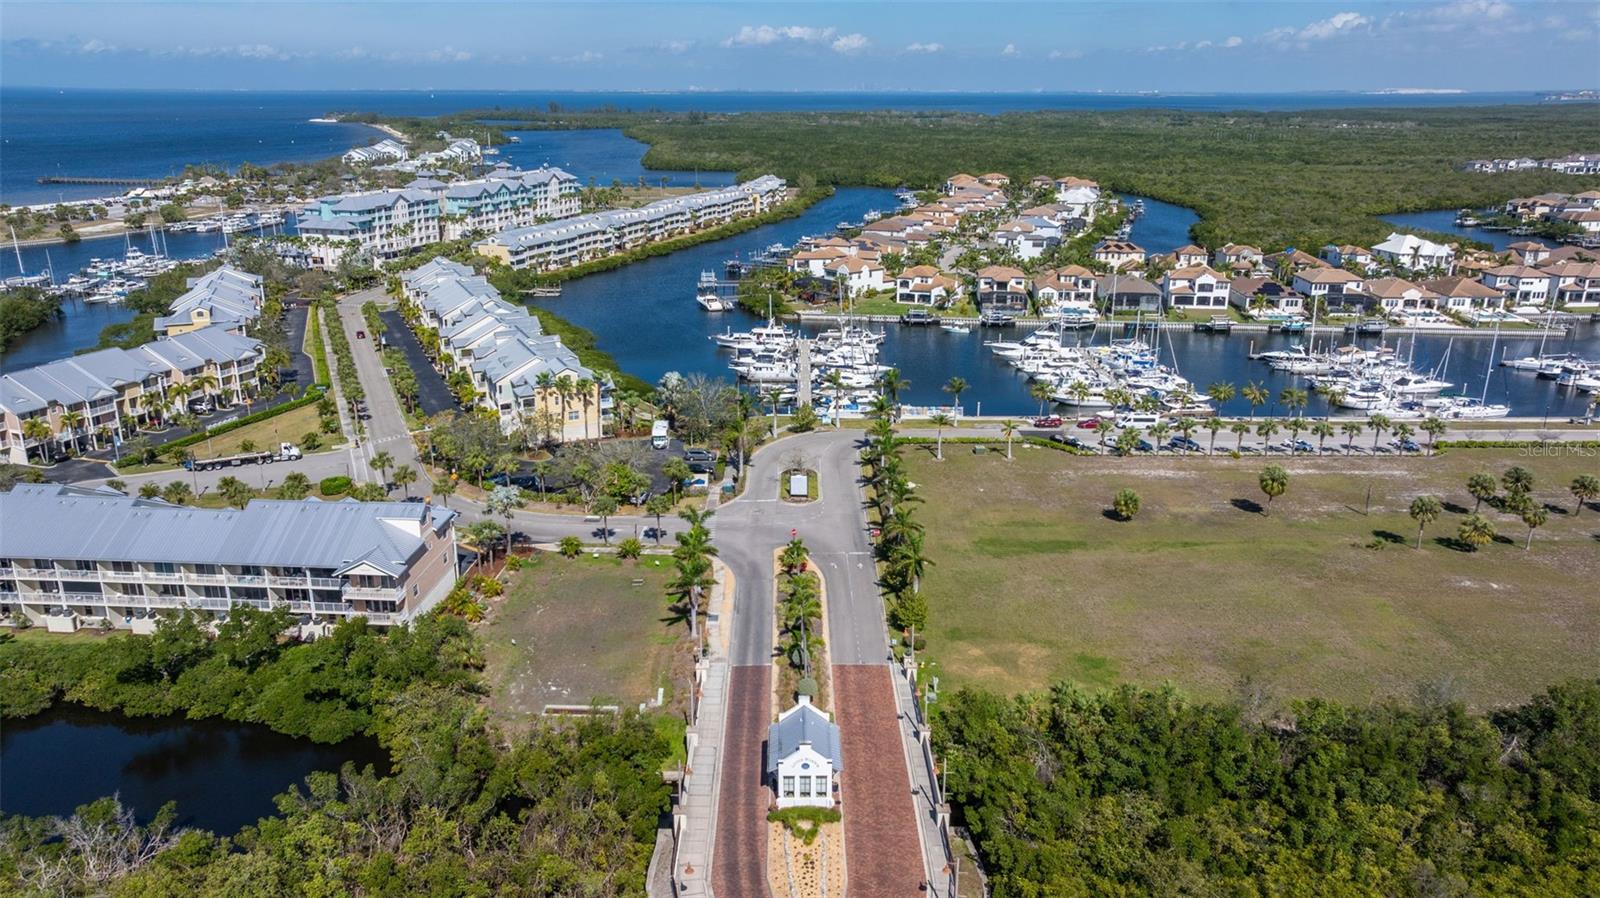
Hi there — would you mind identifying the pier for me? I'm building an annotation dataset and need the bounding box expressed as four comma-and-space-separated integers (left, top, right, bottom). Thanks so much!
36, 176, 163, 187
789, 311, 1568, 338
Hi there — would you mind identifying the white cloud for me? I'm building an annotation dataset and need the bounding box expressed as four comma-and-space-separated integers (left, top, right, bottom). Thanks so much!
722, 25, 836, 48
1001, 43, 1019, 57
553, 50, 603, 64
1047, 48, 1083, 60
424, 46, 473, 63
657, 39, 693, 54
831, 33, 869, 53
905, 42, 943, 53
1267, 11, 1371, 44
79, 39, 117, 54
1224, 35, 1244, 47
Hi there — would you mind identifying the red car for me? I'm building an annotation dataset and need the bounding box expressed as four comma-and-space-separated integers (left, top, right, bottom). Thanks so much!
1032, 415, 1063, 428
1076, 417, 1105, 430
355, 330, 366, 339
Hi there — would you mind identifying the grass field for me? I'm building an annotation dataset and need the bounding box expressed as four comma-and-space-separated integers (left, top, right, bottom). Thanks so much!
480, 553, 688, 727
909, 444, 1600, 709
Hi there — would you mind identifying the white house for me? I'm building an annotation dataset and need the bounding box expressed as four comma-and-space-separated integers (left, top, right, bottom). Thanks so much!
1420, 276, 1507, 313
826, 256, 886, 297
767, 695, 841, 809
1053, 176, 1101, 220
1092, 240, 1146, 271
1364, 277, 1439, 313
896, 266, 961, 306
1372, 232, 1456, 273
1032, 265, 1098, 311
1480, 265, 1552, 307
1161, 265, 1230, 311
1321, 244, 1376, 272
1291, 267, 1365, 299
1543, 260, 1600, 308
994, 218, 1059, 260
1229, 277, 1304, 316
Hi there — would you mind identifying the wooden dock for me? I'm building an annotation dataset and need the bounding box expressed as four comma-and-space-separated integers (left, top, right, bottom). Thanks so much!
37, 176, 163, 187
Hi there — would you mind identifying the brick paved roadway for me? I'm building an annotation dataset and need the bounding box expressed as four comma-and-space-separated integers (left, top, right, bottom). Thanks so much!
833, 664, 926, 898
711, 665, 771, 897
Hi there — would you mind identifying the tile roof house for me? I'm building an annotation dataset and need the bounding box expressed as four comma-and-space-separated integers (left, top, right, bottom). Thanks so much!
1229, 277, 1305, 316
1363, 277, 1440, 312
1093, 240, 1146, 271
976, 265, 1029, 311
1372, 232, 1456, 273
1420, 276, 1507, 312
895, 266, 961, 306
1291, 266, 1365, 298
1096, 274, 1162, 313
1480, 265, 1553, 307
1162, 265, 1231, 310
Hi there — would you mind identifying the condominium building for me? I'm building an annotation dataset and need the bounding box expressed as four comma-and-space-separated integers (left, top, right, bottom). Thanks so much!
402, 258, 609, 440
474, 176, 787, 271
342, 138, 409, 166
156, 265, 265, 336
294, 165, 582, 268
0, 326, 264, 464
0, 484, 459, 633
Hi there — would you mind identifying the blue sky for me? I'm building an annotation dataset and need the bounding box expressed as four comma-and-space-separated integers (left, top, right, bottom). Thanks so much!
2, 1, 1596, 93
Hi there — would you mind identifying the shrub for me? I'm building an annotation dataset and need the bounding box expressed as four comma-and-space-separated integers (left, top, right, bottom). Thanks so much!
474, 575, 504, 597
767, 806, 841, 844
557, 536, 583, 558
300, 431, 323, 451
616, 537, 643, 559
320, 415, 340, 434
319, 475, 352, 496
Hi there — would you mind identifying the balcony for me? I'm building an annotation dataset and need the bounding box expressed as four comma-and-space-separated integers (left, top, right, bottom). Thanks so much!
185, 573, 228, 585
344, 585, 403, 603
229, 574, 267, 585
144, 571, 183, 582
11, 567, 59, 578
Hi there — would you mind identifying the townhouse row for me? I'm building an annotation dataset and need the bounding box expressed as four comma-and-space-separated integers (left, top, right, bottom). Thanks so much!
295, 164, 583, 268
0, 483, 458, 633
401, 258, 609, 440
472, 175, 788, 271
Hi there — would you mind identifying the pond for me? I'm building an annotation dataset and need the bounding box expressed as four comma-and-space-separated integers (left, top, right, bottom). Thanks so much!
0, 705, 388, 832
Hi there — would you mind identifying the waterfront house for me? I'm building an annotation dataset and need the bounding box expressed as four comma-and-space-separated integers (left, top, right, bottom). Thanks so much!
342, 138, 409, 166
944, 173, 981, 194
297, 188, 443, 268
1363, 277, 1440, 314
1291, 267, 1365, 301
1096, 274, 1162, 314
825, 256, 887, 297
1032, 265, 1098, 311
1053, 178, 1101, 221
896, 266, 961, 306
1372, 232, 1456, 273
1161, 265, 1231, 311
977, 172, 1011, 188
1321, 244, 1376, 272
1542, 260, 1600, 308
1265, 248, 1328, 276
0, 483, 458, 633
1171, 244, 1209, 268
1480, 265, 1553, 307
1419, 276, 1508, 313
994, 218, 1060, 260
1229, 277, 1304, 316
1553, 207, 1600, 234
1508, 241, 1553, 265
156, 265, 265, 336
976, 265, 1030, 312
767, 694, 841, 810
1213, 243, 1265, 273
1093, 240, 1146, 271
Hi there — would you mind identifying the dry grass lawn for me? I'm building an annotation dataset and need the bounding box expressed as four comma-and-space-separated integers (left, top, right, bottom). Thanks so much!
480, 553, 689, 727
909, 444, 1600, 709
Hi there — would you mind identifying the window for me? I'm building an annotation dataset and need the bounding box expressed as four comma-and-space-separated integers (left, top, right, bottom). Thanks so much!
781, 776, 795, 797
798, 777, 811, 798
154, 562, 177, 574
567, 410, 580, 421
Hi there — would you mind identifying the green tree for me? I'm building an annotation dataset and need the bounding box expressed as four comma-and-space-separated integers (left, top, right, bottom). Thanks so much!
1502, 465, 1534, 499
1408, 495, 1442, 549
431, 477, 455, 507
1467, 472, 1497, 513
616, 536, 643, 559
279, 472, 312, 500
944, 376, 969, 415
484, 484, 524, 558
1339, 420, 1364, 455
391, 464, 418, 497
557, 535, 583, 558
369, 450, 394, 487
1258, 464, 1288, 515
1420, 416, 1448, 455
1519, 500, 1549, 550
662, 457, 693, 503
591, 495, 620, 545
1241, 381, 1267, 419
1112, 488, 1141, 521
160, 480, 193, 505
1457, 513, 1496, 551
1367, 413, 1391, 453
217, 475, 253, 509
1000, 419, 1018, 460
645, 494, 674, 545
1204, 417, 1225, 455
1571, 474, 1600, 517
929, 412, 954, 460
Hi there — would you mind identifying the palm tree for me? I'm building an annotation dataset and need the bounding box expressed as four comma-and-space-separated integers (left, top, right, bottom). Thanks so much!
58, 410, 85, 455
21, 417, 52, 463
1203, 417, 1225, 455
1519, 500, 1548, 550
1112, 488, 1141, 521
1278, 386, 1308, 418
575, 377, 596, 442
1502, 465, 1534, 499
1206, 381, 1237, 412
431, 478, 456, 507
1457, 513, 1496, 551
554, 374, 576, 443
1367, 414, 1391, 453
1309, 420, 1334, 454
646, 494, 673, 545
1258, 464, 1289, 515
824, 370, 848, 427
1242, 382, 1268, 419
591, 495, 619, 545
217, 475, 253, 509
369, 450, 394, 487
280, 472, 312, 500
1284, 417, 1305, 449
1000, 419, 1018, 459
1254, 419, 1279, 450
929, 412, 954, 460
1466, 473, 1497, 513
534, 371, 558, 444
1571, 474, 1600, 517
1148, 421, 1171, 453
1317, 385, 1346, 419
1114, 427, 1141, 457
1409, 495, 1442, 549
1029, 380, 1055, 417
190, 372, 219, 408
1229, 420, 1250, 453
392, 464, 418, 497
1420, 417, 1447, 455
943, 376, 969, 415
888, 531, 932, 594
1338, 421, 1363, 455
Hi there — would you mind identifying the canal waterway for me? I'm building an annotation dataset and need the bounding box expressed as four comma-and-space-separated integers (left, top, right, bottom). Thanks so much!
0, 704, 387, 832
6, 127, 1597, 417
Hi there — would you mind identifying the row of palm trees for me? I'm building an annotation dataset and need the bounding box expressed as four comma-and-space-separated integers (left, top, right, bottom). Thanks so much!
862, 381, 931, 636
778, 538, 823, 678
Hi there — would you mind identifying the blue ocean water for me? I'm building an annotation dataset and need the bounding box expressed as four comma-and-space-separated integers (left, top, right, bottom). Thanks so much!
1, 87, 1555, 205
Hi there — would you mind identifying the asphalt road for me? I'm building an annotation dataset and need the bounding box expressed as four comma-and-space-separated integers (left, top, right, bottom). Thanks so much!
377, 308, 456, 416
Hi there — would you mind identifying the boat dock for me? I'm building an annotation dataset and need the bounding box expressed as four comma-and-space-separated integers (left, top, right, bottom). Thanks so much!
789, 311, 1566, 338
37, 176, 163, 187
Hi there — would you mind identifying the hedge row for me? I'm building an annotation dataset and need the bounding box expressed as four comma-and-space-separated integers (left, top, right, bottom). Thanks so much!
1437, 439, 1600, 450
154, 387, 327, 454
304, 305, 331, 387
897, 435, 1095, 455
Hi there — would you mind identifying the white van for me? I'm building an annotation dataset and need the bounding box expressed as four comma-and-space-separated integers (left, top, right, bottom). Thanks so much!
651, 420, 671, 449
1116, 411, 1162, 429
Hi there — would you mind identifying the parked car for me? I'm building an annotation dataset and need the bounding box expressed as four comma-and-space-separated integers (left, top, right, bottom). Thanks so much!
1049, 433, 1088, 449
1283, 438, 1315, 453
1032, 415, 1064, 428
1135, 439, 1155, 453
355, 330, 366, 339
1167, 435, 1202, 452
1391, 437, 1421, 454
1076, 417, 1105, 430
683, 448, 716, 463
487, 472, 542, 490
